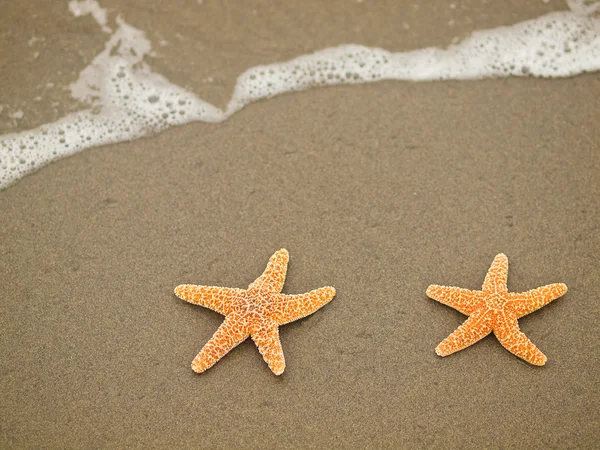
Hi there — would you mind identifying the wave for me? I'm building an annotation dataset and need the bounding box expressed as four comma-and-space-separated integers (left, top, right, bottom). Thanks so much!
1, 0, 599, 189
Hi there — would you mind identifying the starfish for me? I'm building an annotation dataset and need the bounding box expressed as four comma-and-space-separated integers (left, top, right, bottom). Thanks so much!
174, 249, 336, 375
427, 253, 567, 366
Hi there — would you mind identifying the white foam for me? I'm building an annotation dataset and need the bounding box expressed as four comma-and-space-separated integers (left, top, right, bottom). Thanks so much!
68, 0, 111, 33
1, 1, 599, 190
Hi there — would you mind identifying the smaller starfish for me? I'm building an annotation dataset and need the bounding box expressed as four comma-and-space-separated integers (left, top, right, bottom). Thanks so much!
427, 253, 567, 366
174, 249, 336, 375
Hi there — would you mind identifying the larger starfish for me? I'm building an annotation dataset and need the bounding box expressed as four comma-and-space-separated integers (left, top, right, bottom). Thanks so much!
427, 253, 567, 366
174, 249, 336, 375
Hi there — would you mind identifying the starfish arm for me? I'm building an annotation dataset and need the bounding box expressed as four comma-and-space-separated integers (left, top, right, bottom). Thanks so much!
507, 283, 568, 319
436, 315, 493, 357
482, 253, 509, 293
493, 314, 547, 366
271, 287, 336, 325
248, 248, 289, 294
251, 322, 286, 375
174, 284, 245, 315
426, 285, 484, 315
191, 314, 249, 373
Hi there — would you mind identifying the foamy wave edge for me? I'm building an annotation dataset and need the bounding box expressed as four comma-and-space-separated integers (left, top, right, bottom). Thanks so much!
1, 0, 599, 190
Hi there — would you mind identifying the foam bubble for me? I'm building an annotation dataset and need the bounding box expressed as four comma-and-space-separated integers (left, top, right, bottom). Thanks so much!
1, 0, 599, 189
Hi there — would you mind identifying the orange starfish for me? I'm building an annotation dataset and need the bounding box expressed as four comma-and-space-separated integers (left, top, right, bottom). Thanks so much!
174, 249, 336, 375
427, 253, 567, 366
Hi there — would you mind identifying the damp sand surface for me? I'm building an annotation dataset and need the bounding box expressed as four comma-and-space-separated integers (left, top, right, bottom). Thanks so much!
1, 1, 600, 448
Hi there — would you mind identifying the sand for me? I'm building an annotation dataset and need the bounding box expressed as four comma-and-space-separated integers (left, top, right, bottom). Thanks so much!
1, 1, 599, 448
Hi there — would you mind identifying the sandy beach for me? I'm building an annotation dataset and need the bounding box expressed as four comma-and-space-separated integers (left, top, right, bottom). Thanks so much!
1, 1, 599, 448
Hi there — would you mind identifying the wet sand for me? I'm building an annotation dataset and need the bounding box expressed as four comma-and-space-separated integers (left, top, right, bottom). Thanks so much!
1, 1, 599, 448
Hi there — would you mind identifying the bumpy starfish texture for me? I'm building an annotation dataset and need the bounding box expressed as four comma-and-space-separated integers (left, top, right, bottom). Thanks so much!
174, 249, 336, 375
427, 253, 567, 366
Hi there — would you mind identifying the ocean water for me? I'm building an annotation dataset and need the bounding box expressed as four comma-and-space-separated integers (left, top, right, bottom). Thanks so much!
0, 0, 599, 190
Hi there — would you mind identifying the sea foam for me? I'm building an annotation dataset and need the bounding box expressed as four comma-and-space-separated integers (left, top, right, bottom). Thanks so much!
1, 0, 599, 189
